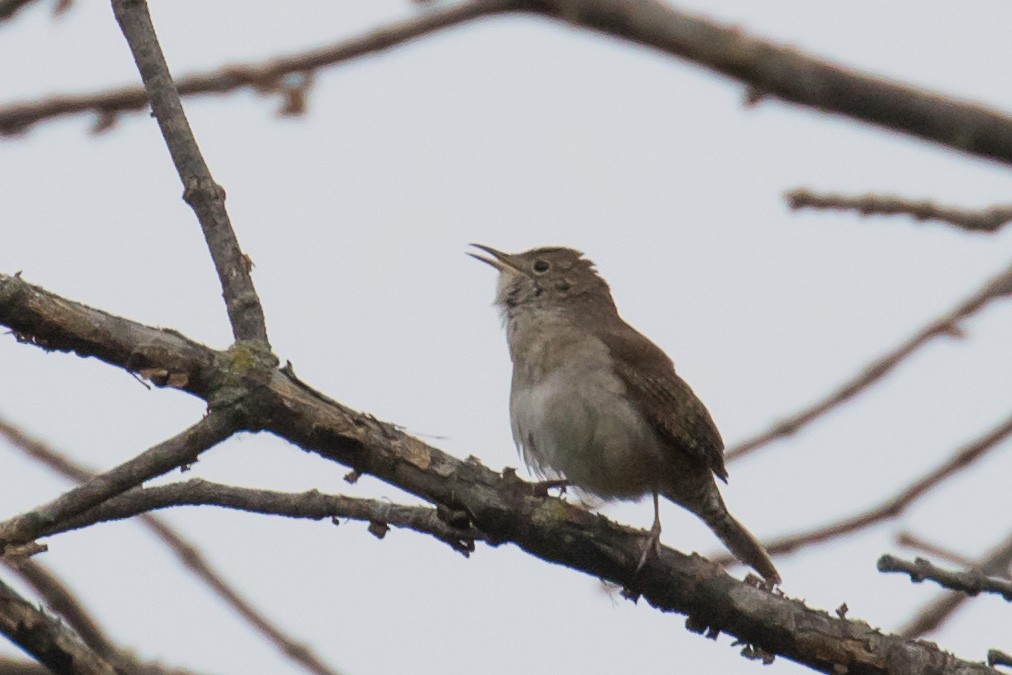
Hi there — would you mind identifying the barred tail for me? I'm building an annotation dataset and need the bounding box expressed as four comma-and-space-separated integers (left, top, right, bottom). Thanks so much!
668, 485, 781, 585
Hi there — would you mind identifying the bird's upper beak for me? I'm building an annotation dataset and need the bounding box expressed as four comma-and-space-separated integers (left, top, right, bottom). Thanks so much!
468, 243, 523, 274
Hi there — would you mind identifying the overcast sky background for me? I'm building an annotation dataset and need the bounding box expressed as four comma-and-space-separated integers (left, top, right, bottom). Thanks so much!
1, 1, 1011, 673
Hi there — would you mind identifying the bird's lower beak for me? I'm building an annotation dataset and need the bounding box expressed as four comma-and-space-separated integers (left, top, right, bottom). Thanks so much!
467, 243, 522, 273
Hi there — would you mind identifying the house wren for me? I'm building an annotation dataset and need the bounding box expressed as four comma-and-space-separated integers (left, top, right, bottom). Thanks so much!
470, 244, 780, 585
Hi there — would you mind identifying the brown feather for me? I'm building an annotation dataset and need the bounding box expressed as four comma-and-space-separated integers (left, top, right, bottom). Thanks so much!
598, 318, 729, 482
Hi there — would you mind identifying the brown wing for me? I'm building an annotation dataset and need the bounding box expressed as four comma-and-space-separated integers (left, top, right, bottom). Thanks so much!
599, 319, 728, 482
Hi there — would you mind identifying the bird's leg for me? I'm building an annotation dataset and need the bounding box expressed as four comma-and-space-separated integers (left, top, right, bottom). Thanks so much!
635, 491, 663, 574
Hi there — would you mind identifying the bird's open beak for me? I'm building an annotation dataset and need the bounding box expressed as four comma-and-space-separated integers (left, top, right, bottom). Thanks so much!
468, 243, 523, 274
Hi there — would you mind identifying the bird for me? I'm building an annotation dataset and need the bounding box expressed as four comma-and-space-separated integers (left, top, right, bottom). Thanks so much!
469, 244, 780, 585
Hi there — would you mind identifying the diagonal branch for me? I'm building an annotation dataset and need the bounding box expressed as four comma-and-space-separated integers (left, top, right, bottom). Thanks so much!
896, 531, 975, 567
42, 479, 482, 556
2, 559, 202, 673
0, 0, 40, 20
727, 261, 1012, 461
4, 0, 1012, 166
111, 0, 270, 345
0, 575, 118, 675
6, 559, 118, 659
878, 554, 1012, 600
0, 411, 236, 554
0, 0, 509, 134
0, 271, 999, 674
786, 189, 1012, 233
531, 0, 1012, 165
717, 415, 1012, 563
0, 417, 343, 675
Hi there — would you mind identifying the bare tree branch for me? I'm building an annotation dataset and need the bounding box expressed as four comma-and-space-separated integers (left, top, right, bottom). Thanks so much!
878, 554, 1012, 600
0, 417, 344, 675
3, 560, 203, 674
901, 532, 1012, 638
111, 0, 270, 346
0, 565, 203, 674
0, 271, 1000, 674
4, 0, 1012, 166
42, 479, 482, 556
0, 0, 41, 20
0, 411, 236, 554
0, 575, 118, 675
0, 273, 215, 397
534, 0, 1012, 165
786, 189, 1012, 233
0, 0, 509, 134
727, 262, 1012, 461
896, 532, 975, 567
5, 559, 118, 659
716, 415, 1012, 564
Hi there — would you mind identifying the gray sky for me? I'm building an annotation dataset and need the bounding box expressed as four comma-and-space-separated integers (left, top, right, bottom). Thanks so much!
2, 1, 1011, 673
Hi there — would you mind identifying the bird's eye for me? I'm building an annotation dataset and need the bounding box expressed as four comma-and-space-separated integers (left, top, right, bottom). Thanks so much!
532, 260, 550, 273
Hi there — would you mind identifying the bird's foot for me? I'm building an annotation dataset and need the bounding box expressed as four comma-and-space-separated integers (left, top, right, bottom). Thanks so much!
634, 518, 663, 575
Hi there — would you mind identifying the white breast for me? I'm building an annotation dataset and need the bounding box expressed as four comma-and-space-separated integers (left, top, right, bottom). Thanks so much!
509, 333, 665, 499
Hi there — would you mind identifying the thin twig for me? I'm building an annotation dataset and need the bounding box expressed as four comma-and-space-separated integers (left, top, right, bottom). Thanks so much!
786, 190, 1012, 233
0, 417, 343, 675
901, 532, 1012, 638
0, 0, 508, 135
727, 262, 1012, 461
111, 0, 271, 345
715, 415, 1012, 563
45, 479, 482, 556
878, 554, 1012, 600
0, 411, 235, 553
896, 532, 975, 568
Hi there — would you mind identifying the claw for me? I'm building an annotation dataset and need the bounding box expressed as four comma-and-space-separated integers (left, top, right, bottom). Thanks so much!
634, 491, 663, 574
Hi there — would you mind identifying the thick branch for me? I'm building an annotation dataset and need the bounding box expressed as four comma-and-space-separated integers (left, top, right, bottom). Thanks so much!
5, 0, 1012, 166
111, 0, 270, 345
45, 479, 481, 556
532, 0, 1012, 165
0, 273, 998, 673
786, 190, 1012, 233
0, 273, 215, 397
5, 560, 118, 659
878, 554, 1012, 600
0, 576, 118, 675
0, 411, 235, 553
0, 0, 38, 20
0, 417, 342, 675
727, 261, 1012, 461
